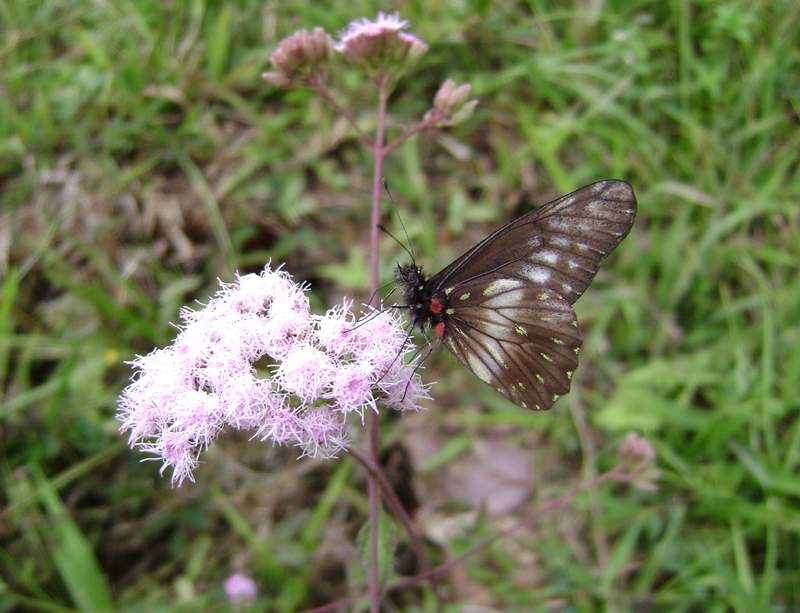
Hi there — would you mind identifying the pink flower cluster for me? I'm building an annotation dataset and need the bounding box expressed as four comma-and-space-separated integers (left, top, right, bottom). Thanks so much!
118, 265, 429, 485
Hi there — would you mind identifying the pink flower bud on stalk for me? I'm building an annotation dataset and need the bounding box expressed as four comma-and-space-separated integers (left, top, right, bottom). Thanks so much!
617, 432, 661, 492
426, 78, 479, 126
261, 27, 334, 87
117, 264, 430, 486
335, 12, 428, 81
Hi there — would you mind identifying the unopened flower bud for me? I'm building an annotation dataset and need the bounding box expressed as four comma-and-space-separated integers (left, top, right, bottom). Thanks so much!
262, 27, 333, 88
618, 432, 660, 492
426, 78, 478, 126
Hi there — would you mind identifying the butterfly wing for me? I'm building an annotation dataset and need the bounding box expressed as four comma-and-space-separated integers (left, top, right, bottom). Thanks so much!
431, 180, 637, 305
429, 180, 636, 409
442, 281, 581, 410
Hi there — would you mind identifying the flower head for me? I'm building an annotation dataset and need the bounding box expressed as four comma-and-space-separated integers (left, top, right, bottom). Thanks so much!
262, 27, 334, 88
224, 573, 258, 605
336, 12, 427, 78
118, 264, 429, 485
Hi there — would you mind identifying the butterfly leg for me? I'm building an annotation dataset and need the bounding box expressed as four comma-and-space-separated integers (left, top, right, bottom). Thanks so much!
400, 329, 436, 402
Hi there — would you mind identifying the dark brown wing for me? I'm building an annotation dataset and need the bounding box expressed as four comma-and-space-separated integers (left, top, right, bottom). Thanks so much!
430, 180, 636, 305
441, 280, 581, 410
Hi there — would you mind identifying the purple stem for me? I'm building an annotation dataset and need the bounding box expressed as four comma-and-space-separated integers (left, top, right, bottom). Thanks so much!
366, 83, 389, 613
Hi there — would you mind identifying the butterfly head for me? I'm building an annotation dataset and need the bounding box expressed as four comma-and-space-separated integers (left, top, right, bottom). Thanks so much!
395, 263, 425, 295
395, 263, 438, 327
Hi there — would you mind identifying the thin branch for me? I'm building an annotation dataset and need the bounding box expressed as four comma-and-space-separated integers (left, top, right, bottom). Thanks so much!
302, 464, 628, 613
381, 110, 444, 157
346, 445, 440, 596
311, 78, 374, 147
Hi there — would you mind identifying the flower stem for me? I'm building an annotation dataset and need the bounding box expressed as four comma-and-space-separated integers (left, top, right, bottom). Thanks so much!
303, 464, 629, 613
346, 446, 439, 595
366, 82, 389, 613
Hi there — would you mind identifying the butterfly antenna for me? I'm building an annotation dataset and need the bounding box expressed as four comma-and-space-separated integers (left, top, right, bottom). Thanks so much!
382, 178, 417, 264
378, 224, 415, 263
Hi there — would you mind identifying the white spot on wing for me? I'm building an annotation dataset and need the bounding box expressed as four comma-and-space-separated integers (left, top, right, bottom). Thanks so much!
459, 292, 471, 301
522, 265, 550, 284
445, 287, 454, 296
466, 351, 493, 384
485, 340, 508, 369
539, 251, 559, 265
482, 278, 521, 297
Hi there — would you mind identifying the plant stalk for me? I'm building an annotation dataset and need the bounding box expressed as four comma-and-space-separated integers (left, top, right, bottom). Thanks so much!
366, 82, 389, 613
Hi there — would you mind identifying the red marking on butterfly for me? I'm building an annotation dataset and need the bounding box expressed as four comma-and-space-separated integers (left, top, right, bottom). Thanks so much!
429, 297, 445, 314
432, 321, 446, 337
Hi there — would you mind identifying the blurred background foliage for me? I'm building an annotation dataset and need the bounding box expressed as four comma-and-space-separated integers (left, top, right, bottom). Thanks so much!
1, 0, 799, 610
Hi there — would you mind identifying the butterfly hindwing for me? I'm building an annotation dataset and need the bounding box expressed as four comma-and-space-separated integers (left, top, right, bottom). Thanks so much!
441, 280, 581, 410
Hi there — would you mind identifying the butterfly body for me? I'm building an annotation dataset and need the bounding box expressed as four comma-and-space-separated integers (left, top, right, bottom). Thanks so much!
395, 180, 637, 411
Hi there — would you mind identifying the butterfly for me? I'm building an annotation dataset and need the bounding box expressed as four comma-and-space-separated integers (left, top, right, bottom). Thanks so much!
394, 180, 637, 411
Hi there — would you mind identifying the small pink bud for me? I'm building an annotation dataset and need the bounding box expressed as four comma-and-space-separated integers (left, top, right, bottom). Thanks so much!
426, 78, 478, 126
262, 27, 333, 88
618, 432, 660, 492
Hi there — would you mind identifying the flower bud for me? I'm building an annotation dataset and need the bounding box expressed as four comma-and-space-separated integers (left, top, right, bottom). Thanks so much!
262, 27, 333, 88
618, 432, 660, 492
426, 78, 478, 126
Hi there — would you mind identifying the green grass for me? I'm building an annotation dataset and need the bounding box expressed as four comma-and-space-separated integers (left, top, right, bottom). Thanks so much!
2, 0, 800, 610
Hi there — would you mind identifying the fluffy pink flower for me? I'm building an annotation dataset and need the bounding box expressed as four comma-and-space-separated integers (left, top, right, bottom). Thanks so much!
378, 362, 432, 412
277, 343, 336, 403
118, 264, 430, 485
330, 363, 377, 419
316, 300, 357, 355
298, 406, 347, 458
336, 12, 427, 74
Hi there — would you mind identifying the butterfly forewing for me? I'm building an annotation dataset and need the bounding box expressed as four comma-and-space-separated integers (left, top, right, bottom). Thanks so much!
441, 281, 581, 410
431, 180, 636, 306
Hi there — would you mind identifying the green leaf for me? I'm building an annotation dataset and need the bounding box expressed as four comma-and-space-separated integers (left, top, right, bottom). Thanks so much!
33, 467, 113, 611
